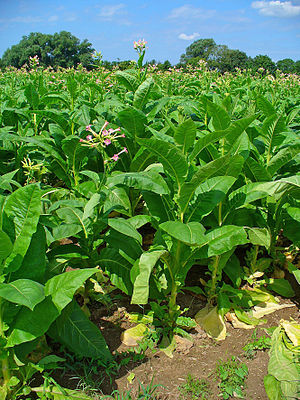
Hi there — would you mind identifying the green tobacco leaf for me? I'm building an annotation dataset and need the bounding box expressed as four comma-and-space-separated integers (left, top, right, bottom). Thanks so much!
103, 187, 131, 215
133, 78, 154, 110
107, 171, 169, 195
206, 99, 231, 131
116, 69, 139, 92
206, 226, 248, 257
118, 106, 147, 138
137, 137, 188, 188
7, 296, 60, 347
11, 223, 46, 283
189, 115, 256, 162
98, 247, 133, 295
261, 114, 286, 156
0, 230, 13, 261
188, 176, 236, 222
49, 301, 112, 362
159, 221, 206, 246
82, 193, 102, 220
256, 95, 276, 117
264, 375, 283, 400
0, 280, 44, 310
108, 218, 142, 244
24, 84, 39, 109
32, 386, 94, 400
45, 268, 98, 311
267, 143, 300, 177
245, 157, 271, 182
174, 119, 196, 154
268, 327, 299, 398
267, 279, 295, 298
4, 184, 41, 273
131, 248, 167, 304
178, 154, 242, 216
247, 228, 271, 249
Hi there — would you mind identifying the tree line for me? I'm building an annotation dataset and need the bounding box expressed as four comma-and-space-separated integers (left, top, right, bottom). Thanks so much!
1, 32, 299, 74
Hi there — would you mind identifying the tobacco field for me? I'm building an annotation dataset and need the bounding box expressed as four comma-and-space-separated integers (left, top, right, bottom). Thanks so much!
0, 50, 299, 400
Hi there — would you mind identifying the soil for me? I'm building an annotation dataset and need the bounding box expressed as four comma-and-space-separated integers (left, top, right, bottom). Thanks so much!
55, 290, 299, 400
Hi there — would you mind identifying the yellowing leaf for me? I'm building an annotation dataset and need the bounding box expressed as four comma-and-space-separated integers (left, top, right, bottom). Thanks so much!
121, 324, 147, 346
195, 305, 226, 341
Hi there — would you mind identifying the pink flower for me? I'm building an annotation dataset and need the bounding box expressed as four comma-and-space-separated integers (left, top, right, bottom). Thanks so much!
79, 138, 84, 142
86, 125, 92, 131
104, 139, 111, 146
112, 154, 119, 161
86, 135, 93, 141
121, 133, 125, 138
102, 130, 109, 136
123, 147, 128, 153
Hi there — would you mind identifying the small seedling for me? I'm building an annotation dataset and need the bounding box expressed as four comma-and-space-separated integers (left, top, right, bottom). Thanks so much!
179, 374, 210, 400
243, 329, 271, 359
215, 357, 248, 399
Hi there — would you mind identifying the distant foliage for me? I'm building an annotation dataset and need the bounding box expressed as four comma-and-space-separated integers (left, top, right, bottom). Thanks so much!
1, 31, 94, 69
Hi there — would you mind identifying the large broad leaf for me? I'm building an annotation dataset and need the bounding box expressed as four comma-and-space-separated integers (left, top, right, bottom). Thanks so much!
131, 248, 167, 304
189, 115, 256, 162
133, 78, 154, 110
116, 69, 139, 92
267, 143, 300, 177
118, 106, 147, 138
159, 221, 206, 246
205, 98, 231, 131
137, 137, 188, 188
264, 375, 284, 400
49, 301, 112, 362
256, 95, 276, 117
174, 119, 196, 154
0, 279, 44, 310
98, 247, 133, 295
11, 223, 46, 283
32, 386, 94, 400
3, 184, 41, 273
0, 230, 13, 261
267, 279, 295, 298
247, 228, 271, 249
61, 136, 89, 170
245, 157, 271, 182
261, 114, 286, 160
187, 176, 236, 222
206, 226, 248, 257
103, 187, 131, 215
7, 296, 60, 347
24, 84, 39, 109
178, 154, 243, 216
268, 327, 299, 399
107, 171, 169, 195
108, 218, 142, 244
45, 268, 98, 311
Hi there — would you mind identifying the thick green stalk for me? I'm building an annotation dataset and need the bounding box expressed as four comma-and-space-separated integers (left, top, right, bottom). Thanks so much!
208, 255, 220, 305
0, 300, 10, 390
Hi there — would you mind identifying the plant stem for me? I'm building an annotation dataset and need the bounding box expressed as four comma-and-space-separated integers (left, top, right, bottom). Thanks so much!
0, 300, 10, 389
208, 255, 220, 305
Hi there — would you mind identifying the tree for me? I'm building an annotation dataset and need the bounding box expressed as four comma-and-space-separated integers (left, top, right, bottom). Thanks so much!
208, 45, 249, 72
295, 60, 300, 74
180, 38, 216, 63
1, 31, 94, 69
249, 55, 276, 73
276, 58, 295, 73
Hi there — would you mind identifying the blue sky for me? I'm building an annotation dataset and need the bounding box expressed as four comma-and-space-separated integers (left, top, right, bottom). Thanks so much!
0, 0, 299, 64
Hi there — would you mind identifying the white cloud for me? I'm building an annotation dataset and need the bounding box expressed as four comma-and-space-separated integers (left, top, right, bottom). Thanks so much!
8, 16, 43, 23
178, 32, 200, 40
48, 15, 59, 22
99, 4, 125, 18
251, 1, 300, 17
168, 5, 215, 20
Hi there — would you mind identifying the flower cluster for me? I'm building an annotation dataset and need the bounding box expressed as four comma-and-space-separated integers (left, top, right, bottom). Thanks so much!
133, 39, 147, 53
29, 55, 39, 70
80, 121, 127, 162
